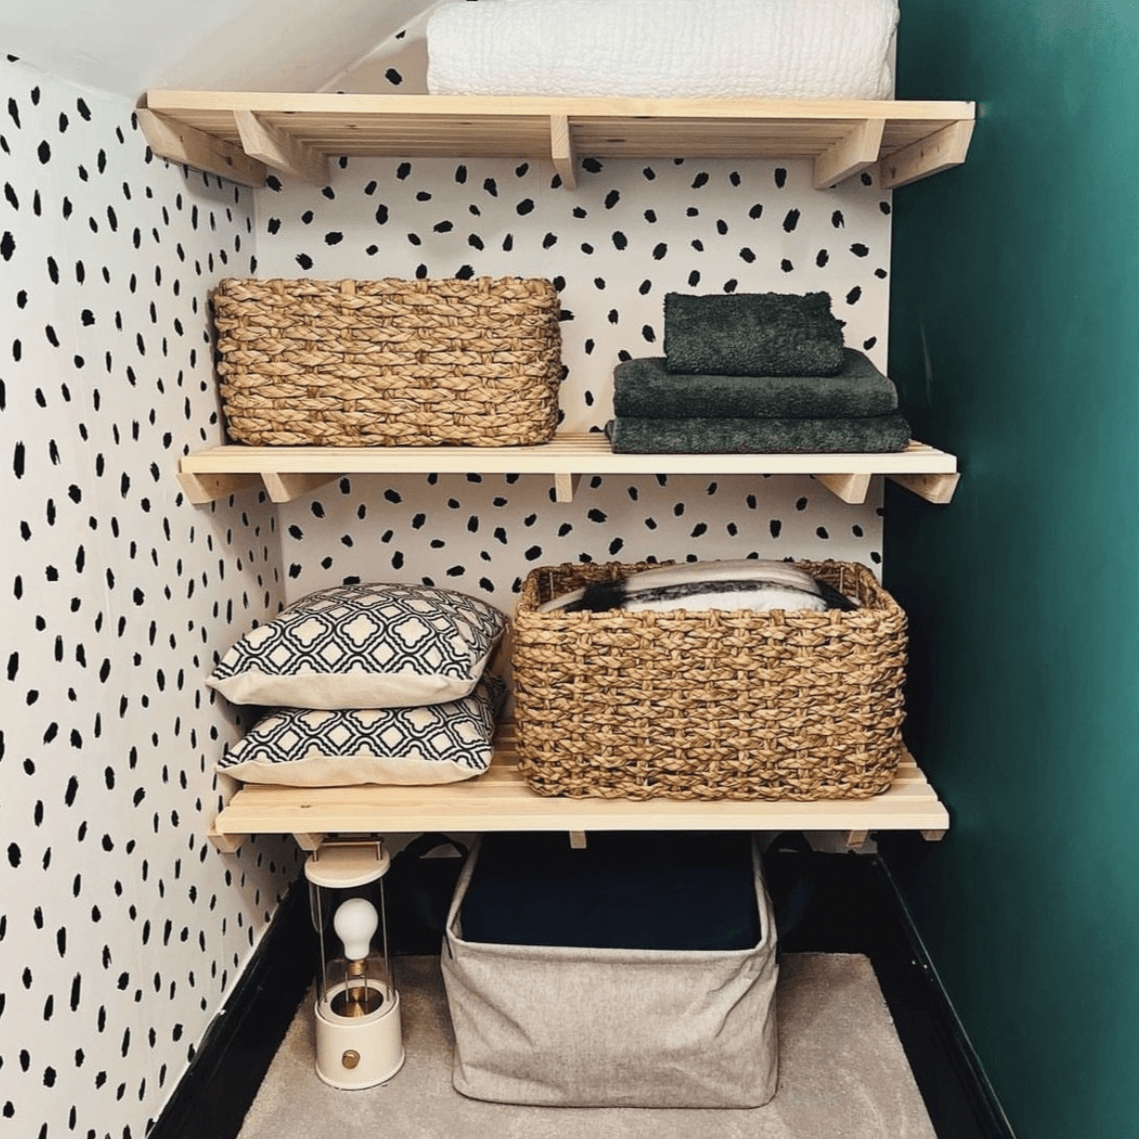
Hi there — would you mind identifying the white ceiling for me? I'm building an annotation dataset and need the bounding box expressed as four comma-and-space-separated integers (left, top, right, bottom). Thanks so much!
4, 0, 442, 98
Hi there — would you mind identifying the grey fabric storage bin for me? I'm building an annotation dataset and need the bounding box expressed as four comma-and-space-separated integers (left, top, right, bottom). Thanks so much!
440, 835, 778, 1108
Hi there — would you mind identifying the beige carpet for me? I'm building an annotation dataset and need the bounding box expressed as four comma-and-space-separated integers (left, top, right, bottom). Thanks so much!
238, 953, 936, 1139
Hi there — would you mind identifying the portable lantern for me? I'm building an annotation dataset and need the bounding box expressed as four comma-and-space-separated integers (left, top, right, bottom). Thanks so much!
305, 839, 404, 1089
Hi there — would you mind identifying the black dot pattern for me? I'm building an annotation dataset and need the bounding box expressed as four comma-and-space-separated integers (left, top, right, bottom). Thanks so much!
4, 57, 300, 1138
255, 154, 890, 603
5, 43, 894, 1135
276, 470, 882, 603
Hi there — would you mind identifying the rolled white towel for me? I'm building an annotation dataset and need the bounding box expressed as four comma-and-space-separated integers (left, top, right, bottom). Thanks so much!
427, 0, 898, 101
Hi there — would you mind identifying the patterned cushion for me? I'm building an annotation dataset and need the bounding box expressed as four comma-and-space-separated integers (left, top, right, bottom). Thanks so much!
207, 583, 507, 709
217, 677, 505, 786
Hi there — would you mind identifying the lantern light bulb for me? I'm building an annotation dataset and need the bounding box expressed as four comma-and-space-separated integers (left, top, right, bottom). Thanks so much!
333, 897, 378, 962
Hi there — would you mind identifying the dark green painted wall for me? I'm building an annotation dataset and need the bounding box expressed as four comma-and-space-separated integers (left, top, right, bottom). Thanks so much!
885, 3, 1139, 1137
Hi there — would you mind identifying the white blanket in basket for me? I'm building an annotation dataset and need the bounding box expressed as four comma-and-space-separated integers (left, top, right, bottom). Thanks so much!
537, 559, 858, 615
426, 0, 898, 101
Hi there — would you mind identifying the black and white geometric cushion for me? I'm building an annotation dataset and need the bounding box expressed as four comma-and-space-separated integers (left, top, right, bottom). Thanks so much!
207, 582, 507, 709
217, 676, 505, 786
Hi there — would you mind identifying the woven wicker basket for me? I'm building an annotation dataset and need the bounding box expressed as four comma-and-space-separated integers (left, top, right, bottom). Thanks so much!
511, 559, 907, 801
211, 276, 562, 446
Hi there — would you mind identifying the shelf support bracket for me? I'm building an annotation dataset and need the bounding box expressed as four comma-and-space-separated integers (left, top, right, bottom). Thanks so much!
880, 119, 975, 189
888, 471, 960, 504
813, 119, 886, 189
553, 472, 581, 503
921, 829, 948, 843
261, 472, 341, 504
549, 115, 577, 190
137, 107, 267, 188
291, 833, 326, 852
814, 472, 872, 504
234, 110, 331, 187
208, 825, 246, 853
844, 830, 871, 850
177, 468, 263, 505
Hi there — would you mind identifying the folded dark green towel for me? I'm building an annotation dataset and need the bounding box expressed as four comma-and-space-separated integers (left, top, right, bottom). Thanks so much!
613, 350, 897, 420
663, 291, 846, 377
605, 414, 912, 454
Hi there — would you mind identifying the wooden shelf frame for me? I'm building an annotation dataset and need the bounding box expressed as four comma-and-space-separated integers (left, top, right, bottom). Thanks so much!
154, 92, 968, 851
138, 91, 974, 191
209, 727, 949, 854
178, 433, 959, 507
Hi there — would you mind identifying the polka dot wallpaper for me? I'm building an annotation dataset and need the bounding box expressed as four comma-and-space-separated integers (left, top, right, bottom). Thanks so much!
258, 153, 892, 606
4, 29, 898, 1138
2, 56, 299, 1139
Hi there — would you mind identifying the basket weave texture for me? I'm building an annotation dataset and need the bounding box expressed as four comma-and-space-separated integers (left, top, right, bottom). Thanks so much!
211, 276, 562, 446
511, 559, 907, 801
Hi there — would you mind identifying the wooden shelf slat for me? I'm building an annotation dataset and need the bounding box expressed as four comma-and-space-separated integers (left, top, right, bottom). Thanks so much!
140, 92, 974, 189
211, 736, 948, 849
179, 433, 959, 505
147, 91, 969, 851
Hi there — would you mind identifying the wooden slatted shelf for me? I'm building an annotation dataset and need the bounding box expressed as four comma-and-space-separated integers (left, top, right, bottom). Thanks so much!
179, 433, 959, 507
209, 725, 949, 853
138, 91, 974, 191
161, 91, 967, 851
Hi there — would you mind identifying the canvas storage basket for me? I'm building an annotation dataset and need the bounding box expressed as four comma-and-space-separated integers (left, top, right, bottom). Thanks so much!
511, 559, 907, 801
440, 831, 779, 1108
210, 276, 562, 446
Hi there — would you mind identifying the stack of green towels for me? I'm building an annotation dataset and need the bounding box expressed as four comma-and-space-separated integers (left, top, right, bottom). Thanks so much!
605, 291, 911, 454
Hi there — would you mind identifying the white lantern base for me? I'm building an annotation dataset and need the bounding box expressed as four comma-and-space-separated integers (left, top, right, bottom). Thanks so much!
314, 983, 404, 1090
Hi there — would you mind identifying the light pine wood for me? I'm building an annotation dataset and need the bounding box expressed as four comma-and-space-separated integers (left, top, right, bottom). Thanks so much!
292, 833, 326, 852
139, 92, 974, 189
208, 731, 949, 851
260, 471, 340, 503
887, 470, 961, 504
176, 468, 264, 505
137, 108, 267, 187
178, 434, 959, 505
553, 471, 582, 503
147, 94, 969, 854
812, 118, 885, 189
548, 114, 577, 189
880, 119, 976, 189
813, 471, 873, 505
233, 110, 331, 187
206, 824, 244, 854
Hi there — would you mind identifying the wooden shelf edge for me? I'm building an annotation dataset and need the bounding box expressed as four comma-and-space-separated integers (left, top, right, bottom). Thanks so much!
143, 91, 976, 118
208, 746, 949, 851
176, 468, 264, 505
179, 436, 958, 505
139, 91, 973, 190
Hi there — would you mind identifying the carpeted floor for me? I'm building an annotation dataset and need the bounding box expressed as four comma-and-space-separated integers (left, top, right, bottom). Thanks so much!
237, 952, 936, 1139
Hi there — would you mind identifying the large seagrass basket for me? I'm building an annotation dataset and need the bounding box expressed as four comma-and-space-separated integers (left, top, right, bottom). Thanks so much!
211, 276, 562, 446
511, 559, 907, 801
